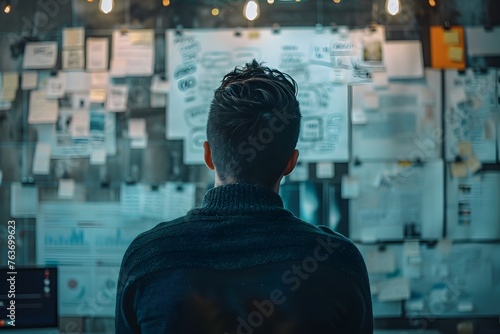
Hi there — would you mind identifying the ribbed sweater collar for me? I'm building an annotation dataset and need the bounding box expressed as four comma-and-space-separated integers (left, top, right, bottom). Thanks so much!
190, 183, 287, 216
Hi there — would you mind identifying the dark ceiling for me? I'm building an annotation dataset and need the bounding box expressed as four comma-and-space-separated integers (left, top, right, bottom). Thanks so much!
0, 0, 499, 35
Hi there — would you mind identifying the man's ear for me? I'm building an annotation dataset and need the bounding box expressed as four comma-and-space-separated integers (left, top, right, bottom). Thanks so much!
203, 141, 215, 170
283, 149, 299, 176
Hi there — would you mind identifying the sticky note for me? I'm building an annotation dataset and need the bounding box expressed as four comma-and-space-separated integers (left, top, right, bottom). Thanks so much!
11, 183, 39, 217
46, 77, 65, 99
352, 108, 368, 124
341, 175, 360, 199
32, 142, 51, 175
378, 277, 411, 302
90, 89, 107, 103
58, 179, 75, 199
457, 141, 473, 156
316, 162, 334, 179
372, 71, 388, 88
366, 249, 396, 274
90, 148, 107, 165
457, 301, 474, 312
444, 30, 460, 45
448, 47, 464, 62
21, 71, 38, 90
465, 155, 482, 174
129, 118, 146, 139
451, 162, 467, 178
407, 299, 425, 311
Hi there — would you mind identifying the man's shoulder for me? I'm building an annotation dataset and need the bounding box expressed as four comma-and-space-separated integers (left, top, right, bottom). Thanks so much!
122, 216, 188, 262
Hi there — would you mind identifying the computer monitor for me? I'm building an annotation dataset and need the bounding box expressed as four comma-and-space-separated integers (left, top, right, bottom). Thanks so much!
0, 267, 58, 334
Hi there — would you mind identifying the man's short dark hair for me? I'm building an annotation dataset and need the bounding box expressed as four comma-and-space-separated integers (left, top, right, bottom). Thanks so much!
207, 59, 302, 188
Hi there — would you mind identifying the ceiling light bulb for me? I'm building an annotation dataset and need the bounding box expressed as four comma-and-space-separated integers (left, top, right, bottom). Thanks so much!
385, 0, 401, 15
99, 0, 114, 14
267, 0, 274, 3
211, 7, 219, 16
162, 0, 170, 6
243, 0, 260, 21
4, 3, 11, 13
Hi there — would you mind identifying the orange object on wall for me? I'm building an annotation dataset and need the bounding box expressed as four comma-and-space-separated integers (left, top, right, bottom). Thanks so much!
430, 26, 466, 69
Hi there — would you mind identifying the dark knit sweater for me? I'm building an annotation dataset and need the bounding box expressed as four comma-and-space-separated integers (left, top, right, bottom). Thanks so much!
116, 183, 373, 333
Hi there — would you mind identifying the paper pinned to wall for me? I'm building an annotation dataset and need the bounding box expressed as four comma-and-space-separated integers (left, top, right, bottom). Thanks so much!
0, 72, 19, 102
86, 38, 109, 71
316, 162, 335, 179
46, 76, 66, 99
90, 148, 107, 165
383, 41, 424, 79
11, 183, 39, 217
128, 118, 146, 139
447, 172, 500, 240
63, 27, 85, 48
63, 49, 85, 70
444, 69, 497, 162
106, 85, 128, 112
465, 27, 500, 56
90, 72, 109, 88
349, 161, 444, 241
430, 26, 465, 69
352, 69, 442, 160
28, 90, 59, 124
378, 277, 411, 302
32, 142, 51, 175
21, 71, 38, 90
58, 179, 76, 199
112, 30, 154, 76
23, 42, 58, 69
366, 248, 396, 274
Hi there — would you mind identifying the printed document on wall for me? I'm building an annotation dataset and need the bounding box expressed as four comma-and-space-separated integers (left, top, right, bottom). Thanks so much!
444, 69, 497, 162
111, 30, 154, 76
352, 69, 442, 160
446, 171, 500, 240
23, 42, 58, 69
349, 161, 444, 242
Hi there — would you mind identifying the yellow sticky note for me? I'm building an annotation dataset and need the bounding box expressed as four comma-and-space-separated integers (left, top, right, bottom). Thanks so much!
248, 31, 260, 39
443, 31, 459, 45
448, 47, 464, 62
465, 155, 482, 174
450, 162, 467, 178
457, 141, 472, 157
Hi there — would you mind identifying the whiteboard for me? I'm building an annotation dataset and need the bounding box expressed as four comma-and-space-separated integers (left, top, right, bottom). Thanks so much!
166, 27, 376, 164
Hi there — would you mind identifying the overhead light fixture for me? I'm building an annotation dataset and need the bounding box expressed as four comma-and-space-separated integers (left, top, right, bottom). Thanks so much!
243, 0, 260, 21
99, 0, 114, 14
3, 1, 11, 13
211, 7, 219, 16
162, 0, 170, 6
385, 0, 401, 16
267, 0, 274, 4
333, 0, 340, 3
429, 0, 436, 7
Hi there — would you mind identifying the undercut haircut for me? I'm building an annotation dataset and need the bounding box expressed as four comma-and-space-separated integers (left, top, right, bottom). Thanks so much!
207, 59, 302, 188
